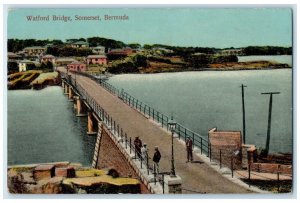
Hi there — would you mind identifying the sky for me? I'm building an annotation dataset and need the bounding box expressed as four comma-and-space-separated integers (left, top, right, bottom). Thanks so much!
6, 7, 293, 48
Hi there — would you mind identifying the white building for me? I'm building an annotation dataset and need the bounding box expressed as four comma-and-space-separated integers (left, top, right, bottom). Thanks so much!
18, 60, 34, 72
91, 46, 106, 54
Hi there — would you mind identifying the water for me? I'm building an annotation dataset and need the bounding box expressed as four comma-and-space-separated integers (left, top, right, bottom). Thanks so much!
108, 69, 292, 153
238, 55, 292, 66
8, 86, 96, 166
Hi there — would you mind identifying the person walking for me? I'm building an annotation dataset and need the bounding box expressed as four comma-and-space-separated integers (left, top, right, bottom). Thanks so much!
141, 143, 148, 161
134, 136, 142, 159
152, 146, 161, 175
186, 136, 193, 162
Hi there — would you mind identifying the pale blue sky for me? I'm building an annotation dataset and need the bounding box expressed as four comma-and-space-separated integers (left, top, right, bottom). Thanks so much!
7, 8, 292, 48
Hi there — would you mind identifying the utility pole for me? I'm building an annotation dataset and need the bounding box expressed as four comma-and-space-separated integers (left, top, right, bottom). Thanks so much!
261, 92, 280, 156
240, 84, 247, 144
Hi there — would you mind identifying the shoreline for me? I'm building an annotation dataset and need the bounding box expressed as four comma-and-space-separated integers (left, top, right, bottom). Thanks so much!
131, 65, 292, 75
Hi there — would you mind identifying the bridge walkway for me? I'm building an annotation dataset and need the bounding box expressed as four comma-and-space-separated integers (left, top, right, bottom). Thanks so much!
60, 68, 252, 194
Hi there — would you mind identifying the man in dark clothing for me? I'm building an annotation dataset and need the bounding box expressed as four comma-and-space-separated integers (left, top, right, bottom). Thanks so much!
186, 136, 193, 162
134, 136, 142, 158
152, 146, 161, 174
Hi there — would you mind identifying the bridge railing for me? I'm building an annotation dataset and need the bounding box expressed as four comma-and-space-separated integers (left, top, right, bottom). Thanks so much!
120, 90, 210, 155
65, 70, 210, 156
67, 76, 166, 192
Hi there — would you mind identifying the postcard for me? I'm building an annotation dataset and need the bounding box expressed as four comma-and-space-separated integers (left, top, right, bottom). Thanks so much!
5, 6, 293, 195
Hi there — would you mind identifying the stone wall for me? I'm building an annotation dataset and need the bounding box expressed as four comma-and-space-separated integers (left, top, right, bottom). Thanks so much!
250, 163, 292, 175
97, 125, 151, 194
209, 128, 242, 169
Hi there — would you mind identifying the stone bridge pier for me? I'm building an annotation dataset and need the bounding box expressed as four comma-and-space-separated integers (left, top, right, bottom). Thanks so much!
68, 86, 74, 101
62, 80, 69, 95
73, 96, 87, 117
87, 111, 98, 135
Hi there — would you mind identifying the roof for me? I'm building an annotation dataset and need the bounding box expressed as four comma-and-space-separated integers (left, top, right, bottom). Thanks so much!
87, 55, 107, 59
19, 60, 34, 64
24, 46, 46, 50
68, 61, 86, 65
72, 41, 89, 45
8, 52, 21, 58
92, 46, 105, 49
109, 49, 124, 52
42, 54, 55, 58
220, 49, 243, 52
35, 164, 55, 171
108, 49, 129, 55
56, 58, 76, 62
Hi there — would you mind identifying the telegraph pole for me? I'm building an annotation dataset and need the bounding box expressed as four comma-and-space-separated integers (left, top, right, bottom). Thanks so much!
240, 84, 247, 144
261, 92, 280, 156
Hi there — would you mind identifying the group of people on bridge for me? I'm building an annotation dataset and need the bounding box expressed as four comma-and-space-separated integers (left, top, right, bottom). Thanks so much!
133, 135, 194, 175
133, 136, 161, 175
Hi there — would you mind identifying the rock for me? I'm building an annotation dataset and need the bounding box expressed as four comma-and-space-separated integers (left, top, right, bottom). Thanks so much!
29, 177, 63, 194
21, 172, 35, 184
7, 169, 29, 193
107, 168, 119, 178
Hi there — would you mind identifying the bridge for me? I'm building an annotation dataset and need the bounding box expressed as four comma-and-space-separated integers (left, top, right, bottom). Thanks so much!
58, 67, 254, 194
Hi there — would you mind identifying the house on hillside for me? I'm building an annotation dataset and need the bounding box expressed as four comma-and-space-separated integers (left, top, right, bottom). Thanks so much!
7, 52, 22, 61
67, 61, 87, 72
91, 46, 106, 54
55, 58, 76, 66
69, 41, 89, 48
23, 46, 46, 56
218, 48, 244, 56
152, 47, 174, 54
41, 55, 56, 64
86, 55, 107, 65
108, 47, 135, 56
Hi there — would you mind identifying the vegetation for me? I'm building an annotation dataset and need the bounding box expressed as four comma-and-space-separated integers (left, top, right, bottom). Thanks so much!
127, 43, 141, 49
187, 54, 238, 68
108, 54, 148, 74
87, 37, 126, 48
39, 61, 54, 70
8, 39, 63, 52
46, 46, 93, 57
75, 168, 106, 177
7, 37, 292, 76
244, 46, 292, 55
108, 59, 137, 74
8, 61, 18, 73
147, 56, 172, 64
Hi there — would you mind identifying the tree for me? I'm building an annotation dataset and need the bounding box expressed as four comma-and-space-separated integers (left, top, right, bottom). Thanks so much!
26, 63, 36, 71
39, 61, 53, 70
8, 61, 18, 73
132, 54, 148, 67
8, 38, 64, 52
243, 46, 292, 55
87, 37, 126, 48
108, 61, 138, 74
143, 44, 152, 49
128, 43, 141, 49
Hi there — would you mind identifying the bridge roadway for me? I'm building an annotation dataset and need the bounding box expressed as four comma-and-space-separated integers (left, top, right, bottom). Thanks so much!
60, 68, 251, 194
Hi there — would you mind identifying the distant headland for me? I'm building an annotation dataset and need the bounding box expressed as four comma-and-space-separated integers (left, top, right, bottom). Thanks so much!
7, 37, 292, 81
